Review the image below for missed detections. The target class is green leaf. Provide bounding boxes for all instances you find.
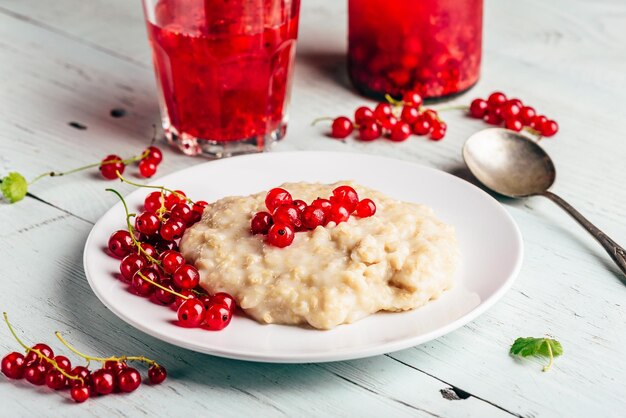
[510,337,563,372]
[0,172,28,203]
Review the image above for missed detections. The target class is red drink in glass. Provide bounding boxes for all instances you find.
[348,0,482,100]
[142,0,301,157]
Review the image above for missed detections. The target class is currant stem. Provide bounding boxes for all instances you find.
[3,313,83,384]
[55,332,160,368]
[28,150,150,185]
[542,342,554,372]
[384,94,403,107]
[106,188,161,265]
[116,172,195,205]
[137,271,190,300]
[311,117,333,126]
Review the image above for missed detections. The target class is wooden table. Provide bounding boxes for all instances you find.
[1,1,625,416]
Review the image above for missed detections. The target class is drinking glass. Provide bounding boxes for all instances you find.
[142,0,301,157]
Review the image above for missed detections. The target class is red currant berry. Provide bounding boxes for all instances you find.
[412,117,431,136]
[327,205,350,225]
[103,360,127,375]
[148,365,167,385]
[373,103,393,122]
[138,242,157,259]
[500,101,521,120]
[138,159,157,178]
[197,294,213,310]
[117,367,141,393]
[132,267,158,296]
[160,219,184,241]
[402,91,423,108]
[421,109,439,124]
[390,121,412,142]
[91,369,115,395]
[508,98,523,109]
[310,198,332,214]
[108,230,134,258]
[71,385,91,403]
[358,118,382,141]
[170,203,193,224]
[505,118,523,132]
[469,98,488,118]
[153,279,175,305]
[177,299,206,327]
[211,292,236,311]
[45,370,67,390]
[251,211,273,235]
[400,106,420,124]
[380,115,398,131]
[301,206,326,230]
[541,120,559,137]
[292,200,307,213]
[519,106,536,125]
[487,92,507,107]
[25,343,54,365]
[100,155,125,180]
[484,110,502,125]
[120,253,146,282]
[331,186,359,213]
[70,366,91,387]
[355,199,376,217]
[331,117,353,139]
[54,355,71,373]
[273,204,302,229]
[24,363,47,385]
[204,303,232,330]
[1,352,25,379]
[144,191,164,212]
[175,289,196,308]
[265,188,292,213]
[267,223,295,248]
[135,211,160,236]
[159,250,185,275]
[192,201,208,214]
[530,115,548,131]
[144,146,163,165]
[173,264,200,290]
[354,107,374,125]
[430,120,447,141]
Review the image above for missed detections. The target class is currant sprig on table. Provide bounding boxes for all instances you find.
[1,312,167,403]
[0,144,164,204]
[106,176,235,331]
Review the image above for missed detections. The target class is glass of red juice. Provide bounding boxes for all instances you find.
[142,0,301,157]
[348,0,482,101]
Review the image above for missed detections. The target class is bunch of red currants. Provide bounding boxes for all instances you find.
[100,145,164,180]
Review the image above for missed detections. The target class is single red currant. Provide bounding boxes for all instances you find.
[530,115,548,131]
[487,92,507,107]
[177,299,206,327]
[469,98,488,118]
[265,188,292,213]
[505,118,523,132]
[390,121,412,142]
[132,267,159,296]
[138,159,157,178]
[148,365,167,385]
[301,206,326,229]
[379,115,398,131]
[45,370,67,390]
[174,289,196,308]
[292,200,307,213]
[541,120,559,137]
[108,230,134,258]
[412,117,431,136]
[430,120,447,141]
[1,352,25,379]
[120,253,146,282]
[400,106,420,124]
[402,91,423,108]
[251,211,273,235]
[160,219,184,241]
[373,103,393,122]
[358,118,381,141]
[24,363,47,385]
[273,204,302,229]
[25,343,54,365]
[103,360,127,375]
[197,294,213,310]
[70,366,91,387]
[500,101,521,120]
[100,155,125,180]
[53,355,71,372]
[211,293,236,311]
[154,279,176,305]
[331,186,359,213]
[117,367,141,393]
[192,200,209,214]
[91,369,115,395]
[143,146,163,165]
[354,107,374,125]
[327,205,350,225]
[144,191,164,212]
[135,211,160,236]
[508,98,523,108]
[519,106,536,125]
[138,242,157,259]
[165,191,186,210]
[204,303,232,330]
[310,198,332,214]
[159,250,185,275]
[484,110,502,125]
[421,109,439,124]
[355,199,376,217]
[331,117,353,139]
[267,223,295,248]
[71,385,91,403]
[173,264,200,290]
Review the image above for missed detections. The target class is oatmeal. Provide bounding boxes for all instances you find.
[179,182,459,330]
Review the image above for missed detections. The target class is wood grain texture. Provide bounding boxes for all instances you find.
[0,0,625,416]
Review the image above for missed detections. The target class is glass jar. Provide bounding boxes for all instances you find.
[348,0,483,100]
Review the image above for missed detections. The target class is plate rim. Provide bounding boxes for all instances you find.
[83,150,524,363]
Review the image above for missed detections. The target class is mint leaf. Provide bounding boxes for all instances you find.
[510,337,563,372]
[0,172,28,203]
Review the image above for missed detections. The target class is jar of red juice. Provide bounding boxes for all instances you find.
[348,0,483,100]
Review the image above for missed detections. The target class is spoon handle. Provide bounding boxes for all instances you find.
[540,191,626,276]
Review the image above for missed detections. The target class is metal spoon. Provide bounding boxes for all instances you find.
[463,128,626,276]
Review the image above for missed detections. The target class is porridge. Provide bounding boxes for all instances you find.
[179,182,459,330]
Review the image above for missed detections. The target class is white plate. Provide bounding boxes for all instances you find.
[84,151,523,363]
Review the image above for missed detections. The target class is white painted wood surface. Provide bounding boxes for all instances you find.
[0,0,625,416]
